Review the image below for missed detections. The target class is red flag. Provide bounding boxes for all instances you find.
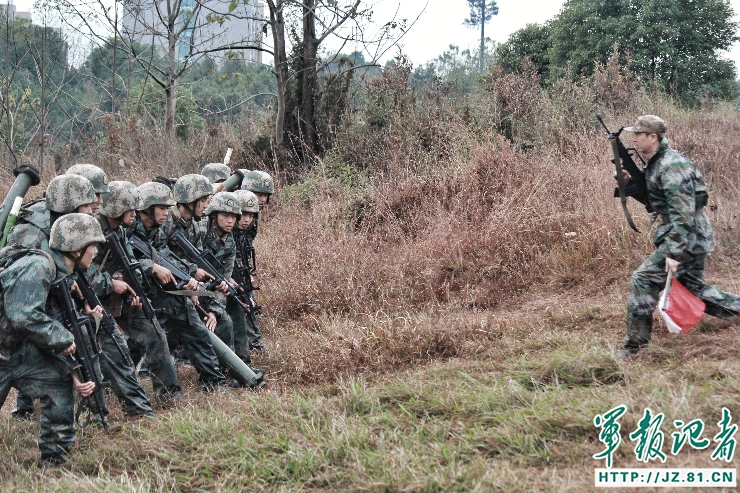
[659,272,705,333]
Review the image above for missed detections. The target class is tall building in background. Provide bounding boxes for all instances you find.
[1,2,32,22]
[122,0,264,65]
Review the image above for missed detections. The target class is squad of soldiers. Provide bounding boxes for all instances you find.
[0,160,274,467]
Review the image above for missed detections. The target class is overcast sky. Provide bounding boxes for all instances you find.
[9,0,740,70]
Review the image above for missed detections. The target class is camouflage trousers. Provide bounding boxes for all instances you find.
[624,250,740,349]
[152,293,226,386]
[116,305,181,403]
[15,320,154,418]
[0,341,76,462]
[226,297,252,365]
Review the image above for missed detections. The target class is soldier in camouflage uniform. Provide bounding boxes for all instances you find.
[88,182,182,405]
[231,190,261,367]
[131,182,228,392]
[240,171,274,350]
[66,164,109,215]
[201,163,231,185]
[618,115,740,359]
[200,192,239,355]
[9,175,155,418]
[0,213,100,467]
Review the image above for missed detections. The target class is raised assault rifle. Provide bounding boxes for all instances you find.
[74,269,134,365]
[596,115,653,232]
[169,230,254,319]
[51,278,109,431]
[104,230,167,343]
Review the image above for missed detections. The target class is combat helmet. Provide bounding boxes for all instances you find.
[49,213,106,252]
[173,174,213,204]
[205,192,241,217]
[234,190,259,214]
[66,164,109,194]
[136,182,176,210]
[45,174,97,213]
[242,170,274,195]
[100,181,140,218]
[201,163,231,183]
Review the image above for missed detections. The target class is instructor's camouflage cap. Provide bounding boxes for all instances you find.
[201,163,231,183]
[100,181,140,218]
[66,164,109,194]
[49,213,105,252]
[136,182,176,210]
[205,191,242,216]
[174,174,213,203]
[234,190,260,214]
[624,115,667,136]
[241,170,274,195]
[45,174,97,213]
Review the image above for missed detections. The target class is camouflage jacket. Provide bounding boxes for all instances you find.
[646,138,714,260]
[130,216,192,290]
[0,247,75,367]
[201,220,236,313]
[6,200,50,250]
[87,215,152,300]
[244,215,258,246]
[161,207,202,277]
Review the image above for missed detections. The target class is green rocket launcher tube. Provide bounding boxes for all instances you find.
[0,164,41,235]
[206,330,265,389]
[0,197,23,247]
[221,168,246,192]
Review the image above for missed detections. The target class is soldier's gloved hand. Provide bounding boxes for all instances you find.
[153,264,176,285]
[215,281,230,295]
[204,312,217,331]
[184,277,199,291]
[71,374,95,398]
[195,268,214,282]
[60,342,76,356]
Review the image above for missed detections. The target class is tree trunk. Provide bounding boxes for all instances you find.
[301,0,318,156]
[267,0,288,163]
[479,1,485,72]
[165,15,177,136]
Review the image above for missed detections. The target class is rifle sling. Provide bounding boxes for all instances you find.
[611,137,642,233]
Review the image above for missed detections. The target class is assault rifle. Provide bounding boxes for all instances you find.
[169,230,255,318]
[596,115,652,232]
[232,242,261,325]
[51,278,109,431]
[104,230,168,343]
[73,269,133,365]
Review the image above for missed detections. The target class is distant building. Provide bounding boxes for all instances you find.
[121,0,264,65]
[1,3,32,22]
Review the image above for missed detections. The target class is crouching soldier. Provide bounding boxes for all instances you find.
[0,214,102,467]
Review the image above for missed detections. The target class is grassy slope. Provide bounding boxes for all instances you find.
[2,276,740,492]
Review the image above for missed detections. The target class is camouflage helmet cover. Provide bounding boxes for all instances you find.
[136,182,176,210]
[205,191,242,216]
[174,174,214,203]
[66,164,109,194]
[234,190,259,214]
[242,170,274,194]
[49,212,106,252]
[45,174,97,213]
[201,163,231,183]
[100,181,140,218]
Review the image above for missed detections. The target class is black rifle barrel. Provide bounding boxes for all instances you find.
[51,278,109,431]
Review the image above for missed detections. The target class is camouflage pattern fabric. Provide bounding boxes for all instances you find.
[6,201,51,250]
[646,138,713,260]
[131,216,226,389]
[66,164,109,194]
[89,215,181,404]
[45,174,96,213]
[200,218,237,348]
[232,229,262,349]
[161,207,202,277]
[623,139,740,350]
[201,163,231,183]
[0,250,77,462]
[173,174,213,204]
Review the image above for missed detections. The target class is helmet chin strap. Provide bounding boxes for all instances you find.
[63,244,90,269]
